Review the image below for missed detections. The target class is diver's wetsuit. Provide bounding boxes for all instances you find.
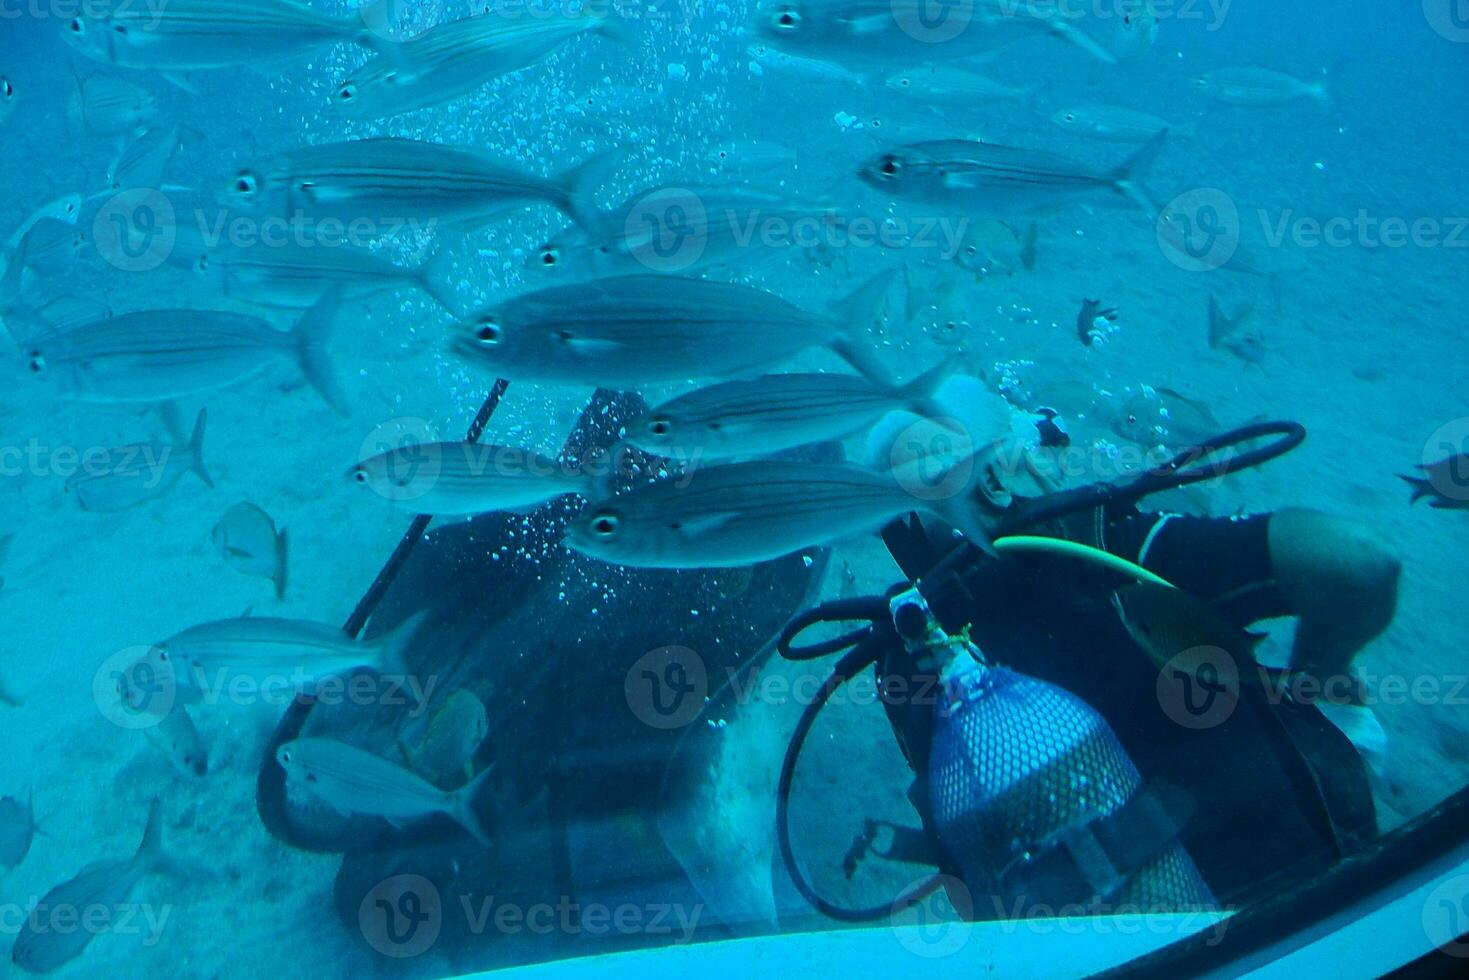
[882,508,1378,907]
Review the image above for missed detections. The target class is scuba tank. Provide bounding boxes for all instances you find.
[890,591,1215,914]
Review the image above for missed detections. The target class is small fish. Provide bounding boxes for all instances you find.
[0,792,45,869]
[1051,105,1194,143]
[885,64,1033,106]
[624,361,955,461]
[6,194,82,251]
[66,409,213,513]
[952,220,1036,278]
[156,612,427,695]
[1112,385,1220,448]
[65,72,157,136]
[1207,295,1266,364]
[398,689,489,788]
[527,186,838,278]
[704,140,797,175]
[63,0,395,71]
[1112,581,1265,686]
[565,455,996,568]
[212,503,289,599]
[857,131,1167,220]
[277,737,493,844]
[195,239,459,313]
[228,137,620,236]
[144,704,208,777]
[27,288,347,413]
[454,272,894,388]
[107,125,202,191]
[336,10,633,119]
[1401,456,1469,510]
[1196,66,1330,108]
[1077,298,1119,347]
[746,42,866,84]
[13,219,86,278]
[349,441,588,517]
[0,75,15,125]
[1102,0,1159,62]
[10,799,182,975]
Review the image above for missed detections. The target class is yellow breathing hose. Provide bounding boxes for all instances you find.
[991,535,1177,589]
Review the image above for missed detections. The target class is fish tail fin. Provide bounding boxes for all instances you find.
[137,798,187,878]
[1399,474,1434,504]
[375,610,430,679]
[1045,17,1118,65]
[452,764,496,847]
[292,286,349,415]
[553,146,627,235]
[827,268,899,385]
[590,9,638,45]
[416,245,461,317]
[185,408,214,489]
[1206,294,1230,349]
[273,527,289,600]
[1111,127,1169,217]
[897,357,961,422]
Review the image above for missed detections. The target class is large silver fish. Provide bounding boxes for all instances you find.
[62,0,392,71]
[211,502,288,598]
[755,0,1117,65]
[624,361,954,460]
[227,137,620,235]
[565,456,996,568]
[453,272,894,388]
[528,185,839,278]
[858,130,1167,219]
[349,441,588,517]
[10,799,181,975]
[65,408,214,513]
[157,612,427,696]
[27,289,347,413]
[336,9,633,119]
[188,237,460,313]
[277,737,493,844]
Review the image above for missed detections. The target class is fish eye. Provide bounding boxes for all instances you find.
[1,78,12,99]
[350,466,369,484]
[69,16,84,34]
[647,417,672,437]
[1126,413,1138,425]
[539,247,559,267]
[338,82,356,102]
[194,254,209,273]
[234,172,258,196]
[112,23,127,35]
[474,318,503,345]
[771,5,802,32]
[877,155,902,179]
[279,749,292,764]
[590,513,619,537]
[1064,113,1076,122]
[27,352,44,373]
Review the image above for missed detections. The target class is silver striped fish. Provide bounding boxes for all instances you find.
[227,136,619,234]
[349,441,588,517]
[26,289,347,412]
[337,8,633,119]
[1196,67,1330,108]
[65,72,156,136]
[277,737,493,844]
[625,361,954,460]
[65,408,214,513]
[454,272,894,388]
[857,130,1168,219]
[565,457,995,568]
[63,0,391,71]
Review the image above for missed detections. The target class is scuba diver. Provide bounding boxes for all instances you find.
[778,421,1400,922]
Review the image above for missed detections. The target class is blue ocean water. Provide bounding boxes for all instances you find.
[0,1,1466,976]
